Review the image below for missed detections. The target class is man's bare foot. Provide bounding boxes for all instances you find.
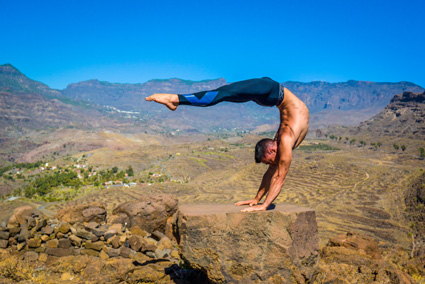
[145,93,179,111]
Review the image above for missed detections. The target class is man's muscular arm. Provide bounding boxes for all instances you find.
[242,132,293,212]
[235,165,276,207]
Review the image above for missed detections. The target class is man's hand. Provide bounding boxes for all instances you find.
[241,204,267,212]
[234,199,258,207]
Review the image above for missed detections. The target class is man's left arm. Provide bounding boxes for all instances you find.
[242,134,293,212]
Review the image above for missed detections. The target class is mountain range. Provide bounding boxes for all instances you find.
[1,63,424,136]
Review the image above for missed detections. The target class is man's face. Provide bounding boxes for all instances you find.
[261,147,276,165]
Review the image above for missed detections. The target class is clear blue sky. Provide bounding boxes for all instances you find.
[1,0,424,89]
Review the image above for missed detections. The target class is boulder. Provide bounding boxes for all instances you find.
[46,239,59,248]
[23,251,39,262]
[75,229,94,240]
[58,222,71,234]
[110,194,178,234]
[46,247,74,257]
[315,232,415,284]
[85,240,104,251]
[27,237,42,248]
[128,235,145,251]
[41,226,54,235]
[69,234,82,246]
[17,224,30,242]
[104,246,120,258]
[328,231,381,259]
[0,231,10,240]
[0,239,8,248]
[54,202,106,224]
[58,239,72,249]
[174,203,319,284]
[8,206,41,226]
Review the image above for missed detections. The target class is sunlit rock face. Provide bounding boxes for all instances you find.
[174,203,319,284]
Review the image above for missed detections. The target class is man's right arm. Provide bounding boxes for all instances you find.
[235,165,276,207]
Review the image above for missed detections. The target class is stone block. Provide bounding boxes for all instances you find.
[47,239,59,248]
[28,237,41,248]
[111,194,178,234]
[23,251,38,261]
[69,234,82,246]
[58,222,71,234]
[81,248,99,257]
[46,247,74,257]
[104,246,120,258]
[17,242,26,251]
[41,226,54,235]
[38,252,48,262]
[58,239,72,249]
[85,240,104,251]
[0,231,10,240]
[174,203,319,284]
[0,239,8,248]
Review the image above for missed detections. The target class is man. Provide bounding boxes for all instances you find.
[145,77,309,212]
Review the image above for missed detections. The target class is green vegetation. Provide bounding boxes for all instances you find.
[393,143,400,150]
[0,161,44,177]
[126,165,134,176]
[297,143,340,151]
[24,171,82,198]
[420,148,425,159]
[401,145,407,152]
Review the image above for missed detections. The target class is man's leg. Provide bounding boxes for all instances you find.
[145,78,282,110]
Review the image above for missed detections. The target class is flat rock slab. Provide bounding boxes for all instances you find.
[175,203,319,284]
[179,203,312,215]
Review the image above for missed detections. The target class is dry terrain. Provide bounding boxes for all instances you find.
[2,131,423,251]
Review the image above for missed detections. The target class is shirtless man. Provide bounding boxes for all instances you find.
[145,77,309,212]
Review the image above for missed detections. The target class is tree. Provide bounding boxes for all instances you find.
[419,147,425,159]
[377,142,382,148]
[350,139,356,145]
[393,143,399,151]
[126,165,134,177]
[401,145,406,152]
[112,166,118,174]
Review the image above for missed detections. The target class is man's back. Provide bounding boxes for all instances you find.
[277,87,309,149]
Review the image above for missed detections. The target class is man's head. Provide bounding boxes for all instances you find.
[255,138,277,164]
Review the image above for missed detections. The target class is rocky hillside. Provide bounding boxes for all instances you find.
[404,172,425,260]
[2,63,424,133]
[349,91,425,138]
[62,78,227,111]
[0,64,60,98]
[285,80,424,113]
[0,64,138,137]
[62,78,424,129]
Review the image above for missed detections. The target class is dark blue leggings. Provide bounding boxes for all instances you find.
[178,77,283,107]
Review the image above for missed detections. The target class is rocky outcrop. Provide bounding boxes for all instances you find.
[8,206,41,226]
[314,232,416,284]
[174,203,319,283]
[55,202,106,224]
[351,91,425,138]
[110,193,178,236]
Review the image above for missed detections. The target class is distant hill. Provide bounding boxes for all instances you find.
[0,63,60,97]
[2,63,424,134]
[349,91,425,138]
[0,64,122,136]
[62,78,227,111]
[62,78,424,130]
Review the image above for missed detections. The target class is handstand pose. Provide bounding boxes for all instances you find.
[146,77,309,212]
